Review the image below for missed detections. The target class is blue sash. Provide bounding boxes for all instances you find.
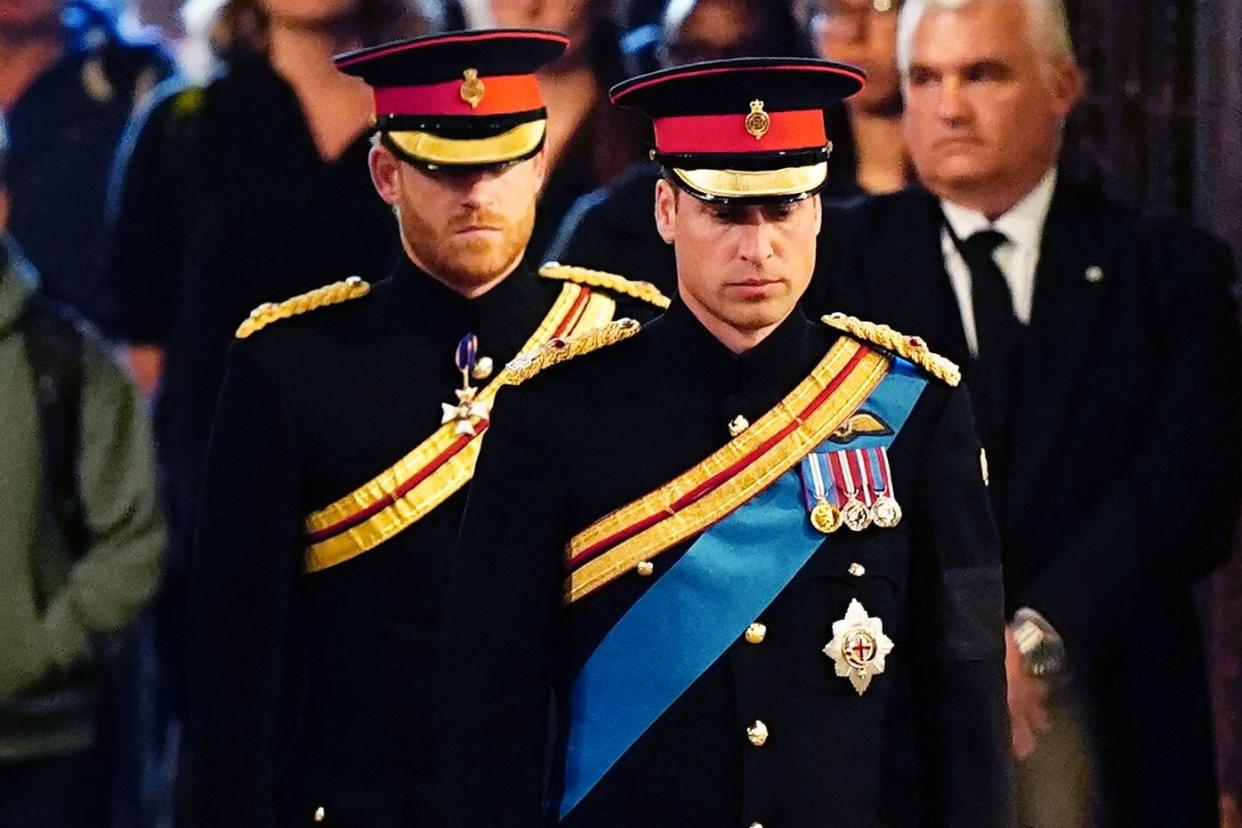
[559,359,927,818]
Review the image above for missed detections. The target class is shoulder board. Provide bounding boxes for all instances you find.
[539,262,671,310]
[503,318,642,386]
[822,312,960,387]
[235,277,371,339]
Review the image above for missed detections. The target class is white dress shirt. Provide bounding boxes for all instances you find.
[940,168,1058,356]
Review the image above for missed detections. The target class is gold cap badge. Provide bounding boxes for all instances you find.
[460,68,485,109]
[745,99,770,141]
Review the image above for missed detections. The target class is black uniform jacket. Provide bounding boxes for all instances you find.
[187,259,663,828]
[813,179,1242,826]
[439,301,1013,827]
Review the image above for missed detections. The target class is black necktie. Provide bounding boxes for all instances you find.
[955,228,1021,468]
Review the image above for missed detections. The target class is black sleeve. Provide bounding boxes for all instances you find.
[545,189,629,273]
[1023,227,1242,656]
[437,388,569,828]
[99,83,192,345]
[909,383,1014,826]
[185,340,303,828]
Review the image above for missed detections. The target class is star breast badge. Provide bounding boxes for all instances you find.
[824,598,894,695]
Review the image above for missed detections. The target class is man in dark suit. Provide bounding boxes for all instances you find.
[813,0,1242,824]
[439,57,1012,827]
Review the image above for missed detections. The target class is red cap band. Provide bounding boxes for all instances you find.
[373,74,544,117]
[653,109,827,154]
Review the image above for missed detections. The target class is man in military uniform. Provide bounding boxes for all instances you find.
[186,29,668,827]
[438,58,1012,827]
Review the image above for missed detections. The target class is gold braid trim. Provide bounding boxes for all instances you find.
[504,318,642,386]
[822,312,961,387]
[235,276,371,339]
[539,263,671,310]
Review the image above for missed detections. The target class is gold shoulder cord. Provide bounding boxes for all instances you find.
[822,312,961,386]
[504,318,642,386]
[539,263,671,310]
[236,276,372,339]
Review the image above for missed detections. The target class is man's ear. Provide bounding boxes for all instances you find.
[1048,59,1084,122]
[530,143,549,193]
[368,141,403,205]
[654,178,678,245]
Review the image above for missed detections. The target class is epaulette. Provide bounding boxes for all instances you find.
[503,318,642,386]
[822,312,960,386]
[235,276,371,339]
[539,263,671,310]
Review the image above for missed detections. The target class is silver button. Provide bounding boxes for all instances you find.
[1085,265,1104,283]
[848,562,866,577]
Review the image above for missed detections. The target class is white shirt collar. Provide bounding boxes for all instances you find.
[940,167,1058,255]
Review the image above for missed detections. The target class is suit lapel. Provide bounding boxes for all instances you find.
[1002,179,1118,520]
[880,188,972,371]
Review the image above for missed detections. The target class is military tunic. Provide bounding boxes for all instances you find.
[187,258,664,827]
[439,301,1012,827]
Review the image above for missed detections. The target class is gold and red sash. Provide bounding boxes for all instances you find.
[302,282,616,573]
[563,337,891,603]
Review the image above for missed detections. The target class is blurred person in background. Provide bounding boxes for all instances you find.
[0,0,171,326]
[99,0,429,818]
[442,0,642,260]
[817,0,1242,823]
[0,114,164,828]
[808,0,912,195]
[547,0,810,294]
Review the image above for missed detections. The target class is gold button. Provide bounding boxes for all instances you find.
[848,562,866,577]
[728,415,750,437]
[636,561,655,577]
[314,806,326,822]
[744,622,767,644]
[746,719,769,747]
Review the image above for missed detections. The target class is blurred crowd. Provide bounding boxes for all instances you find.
[0,0,1238,826]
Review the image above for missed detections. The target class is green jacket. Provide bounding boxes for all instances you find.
[0,236,164,760]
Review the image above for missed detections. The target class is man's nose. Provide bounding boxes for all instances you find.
[936,76,970,125]
[737,222,776,265]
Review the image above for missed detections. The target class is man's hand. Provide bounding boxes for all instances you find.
[120,345,164,399]
[1005,625,1051,759]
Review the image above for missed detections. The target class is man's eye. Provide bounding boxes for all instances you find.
[964,63,1009,83]
[907,68,935,87]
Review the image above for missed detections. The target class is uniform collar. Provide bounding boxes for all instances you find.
[390,253,549,353]
[653,297,817,396]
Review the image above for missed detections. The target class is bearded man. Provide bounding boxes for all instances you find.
[184,29,668,828]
